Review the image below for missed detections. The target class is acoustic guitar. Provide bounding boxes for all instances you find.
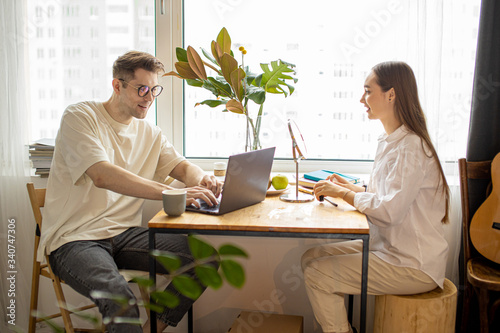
[470,152,500,264]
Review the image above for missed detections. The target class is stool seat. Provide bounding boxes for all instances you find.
[374,278,457,333]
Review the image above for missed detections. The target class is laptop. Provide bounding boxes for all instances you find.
[186,147,276,215]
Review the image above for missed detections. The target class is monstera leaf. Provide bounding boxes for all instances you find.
[254,60,297,96]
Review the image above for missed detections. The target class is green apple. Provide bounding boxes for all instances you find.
[272,174,289,190]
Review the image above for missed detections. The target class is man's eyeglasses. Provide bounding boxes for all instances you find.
[119,79,163,98]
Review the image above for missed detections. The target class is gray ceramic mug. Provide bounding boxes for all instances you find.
[162,189,187,216]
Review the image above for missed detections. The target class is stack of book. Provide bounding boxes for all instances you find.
[298,170,360,195]
[29,138,55,177]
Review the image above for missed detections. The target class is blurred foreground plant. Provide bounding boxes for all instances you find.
[164,27,297,151]
[35,235,248,331]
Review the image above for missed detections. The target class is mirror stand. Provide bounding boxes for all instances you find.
[280,119,314,203]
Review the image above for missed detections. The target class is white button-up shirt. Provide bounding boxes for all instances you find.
[354,125,448,288]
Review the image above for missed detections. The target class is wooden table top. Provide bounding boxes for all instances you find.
[149,194,369,235]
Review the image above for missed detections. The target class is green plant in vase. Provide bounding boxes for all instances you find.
[164,27,297,151]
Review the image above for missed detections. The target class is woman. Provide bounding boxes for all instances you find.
[302,61,450,333]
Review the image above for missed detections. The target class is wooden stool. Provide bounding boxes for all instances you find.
[374,278,457,333]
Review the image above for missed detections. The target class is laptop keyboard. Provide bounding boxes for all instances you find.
[193,199,220,212]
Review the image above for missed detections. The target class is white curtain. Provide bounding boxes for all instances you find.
[401,0,480,287]
[0,0,35,332]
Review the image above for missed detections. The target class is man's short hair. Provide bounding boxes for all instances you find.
[112,51,165,82]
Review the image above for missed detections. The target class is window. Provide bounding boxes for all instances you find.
[108,5,128,13]
[164,0,480,163]
[27,0,480,171]
[27,0,156,142]
[108,26,129,34]
[90,6,99,18]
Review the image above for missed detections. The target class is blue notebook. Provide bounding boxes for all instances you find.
[304,170,360,184]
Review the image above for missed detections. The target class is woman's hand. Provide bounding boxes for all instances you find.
[327,174,365,193]
[313,179,349,201]
[326,174,352,188]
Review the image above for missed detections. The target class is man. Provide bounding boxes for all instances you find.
[38,51,222,332]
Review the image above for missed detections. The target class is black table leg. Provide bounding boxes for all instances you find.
[149,229,157,333]
[188,306,193,333]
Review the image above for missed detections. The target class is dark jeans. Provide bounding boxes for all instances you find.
[49,227,202,332]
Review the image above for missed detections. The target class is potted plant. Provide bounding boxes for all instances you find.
[164,27,297,151]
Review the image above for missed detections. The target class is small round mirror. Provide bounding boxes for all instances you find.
[288,120,307,161]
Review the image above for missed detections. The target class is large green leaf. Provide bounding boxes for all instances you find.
[202,80,224,97]
[195,99,226,108]
[142,302,165,314]
[151,290,179,309]
[247,86,266,105]
[112,317,143,326]
[90,291,130,306]
[254,60,297,96]
[188,235,216,259]
[246,72,257,85]
[201,47,220,67]
[216,27,232,55]
[221,259,245,288]
[176,47,188,62]
[172,275,203,300]
[131,275,154,289]
[195,264,223,289]
[186,79,204,87]
[150,250,181,272]
[284,82,295,95]
[219,244,249,258]
[207,77,233,97]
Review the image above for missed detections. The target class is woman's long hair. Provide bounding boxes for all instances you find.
[372,61,450,224]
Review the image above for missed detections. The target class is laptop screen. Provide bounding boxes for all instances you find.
[187,147,276,215]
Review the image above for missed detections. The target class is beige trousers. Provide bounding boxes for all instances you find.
[301,240,437,333]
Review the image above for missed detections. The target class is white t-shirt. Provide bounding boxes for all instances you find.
[353,125,448,288]
[37,101,185,261]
